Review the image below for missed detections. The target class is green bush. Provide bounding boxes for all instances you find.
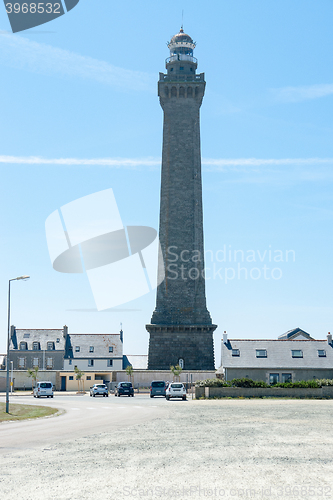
[316,379,333,387]
[272,380,320,388]
[196,378,333,389]
[230,378,269,388]
[195,378,230,387]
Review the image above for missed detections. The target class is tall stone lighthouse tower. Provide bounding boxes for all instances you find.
[146,28,217,370]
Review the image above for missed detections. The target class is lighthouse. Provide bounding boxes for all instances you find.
[146,28,217,370]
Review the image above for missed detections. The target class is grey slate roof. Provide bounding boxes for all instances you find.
[10,328,66,350]
[221,339,333,370]
[123,355,148,370]
[66,334,122,358]
[278,328,314,340]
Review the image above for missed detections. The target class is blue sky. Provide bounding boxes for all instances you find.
[1,0,333,366]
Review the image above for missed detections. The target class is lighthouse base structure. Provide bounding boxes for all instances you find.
[146,324,216,371]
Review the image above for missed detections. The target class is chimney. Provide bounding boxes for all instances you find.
[63,325,68,338]
[327,332,332,345]
[223,331,228,344]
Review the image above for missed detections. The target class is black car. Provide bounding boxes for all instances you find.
[114,382,134,397]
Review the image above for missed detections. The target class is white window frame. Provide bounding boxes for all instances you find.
[282,373,292,383]
[269,373,279,385]
[88,359,94,367]
[256,349,267,358]
[18,357,26,368]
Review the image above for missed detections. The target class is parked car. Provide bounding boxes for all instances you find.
[33,382,54,398]
[90,384,109,397]
[150,380,167,398]
[114,382,134,397]
[165,382,186,400]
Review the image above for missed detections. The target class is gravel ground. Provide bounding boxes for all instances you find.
[1,399,333,500]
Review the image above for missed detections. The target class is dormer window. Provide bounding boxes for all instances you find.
[56,338,60,343]
[75,346,80,352]
[256,349,267,358]
[109,346,113,353]
[33,342,40,351]
[232,349,240,357]
[47,342,55,351]
[318,350,326,357]
[89,346,94,353]
[19,342,27,350]
[292,350,303,358]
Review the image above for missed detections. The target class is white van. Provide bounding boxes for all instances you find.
[33,382,54,398]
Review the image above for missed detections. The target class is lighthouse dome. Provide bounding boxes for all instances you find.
[168,27,196,54]
[169,27,194,45]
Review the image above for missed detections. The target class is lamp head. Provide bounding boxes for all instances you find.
[16,275,30,281]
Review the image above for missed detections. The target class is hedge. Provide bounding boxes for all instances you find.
[195,378,333,389]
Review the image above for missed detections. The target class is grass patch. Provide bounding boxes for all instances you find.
[0,403,58,422]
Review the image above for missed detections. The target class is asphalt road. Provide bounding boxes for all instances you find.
[2,397,333,500]
[0,393,167,452]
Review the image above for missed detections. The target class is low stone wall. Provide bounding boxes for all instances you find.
[8,371,58,391]
[115,370,216,387]
[3,370,216,391]
[195,386,333,399]
[0,376,6,391]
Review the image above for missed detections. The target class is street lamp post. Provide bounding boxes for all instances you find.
[6,275,30,413]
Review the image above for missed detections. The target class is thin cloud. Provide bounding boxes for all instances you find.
[1,155,333,169]
[0,32,154,92]
[272,84,333,103]
[202,157,333,171]
[0,156,160,168]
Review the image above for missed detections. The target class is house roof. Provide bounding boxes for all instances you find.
[278,327,314,340]
[66,333,122,358]
[123,355,148,370]
[10,328,66,350]
[221,338,333,370]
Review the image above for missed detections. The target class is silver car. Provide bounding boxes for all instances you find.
[33,381,53,398]
[90,384,109,397]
